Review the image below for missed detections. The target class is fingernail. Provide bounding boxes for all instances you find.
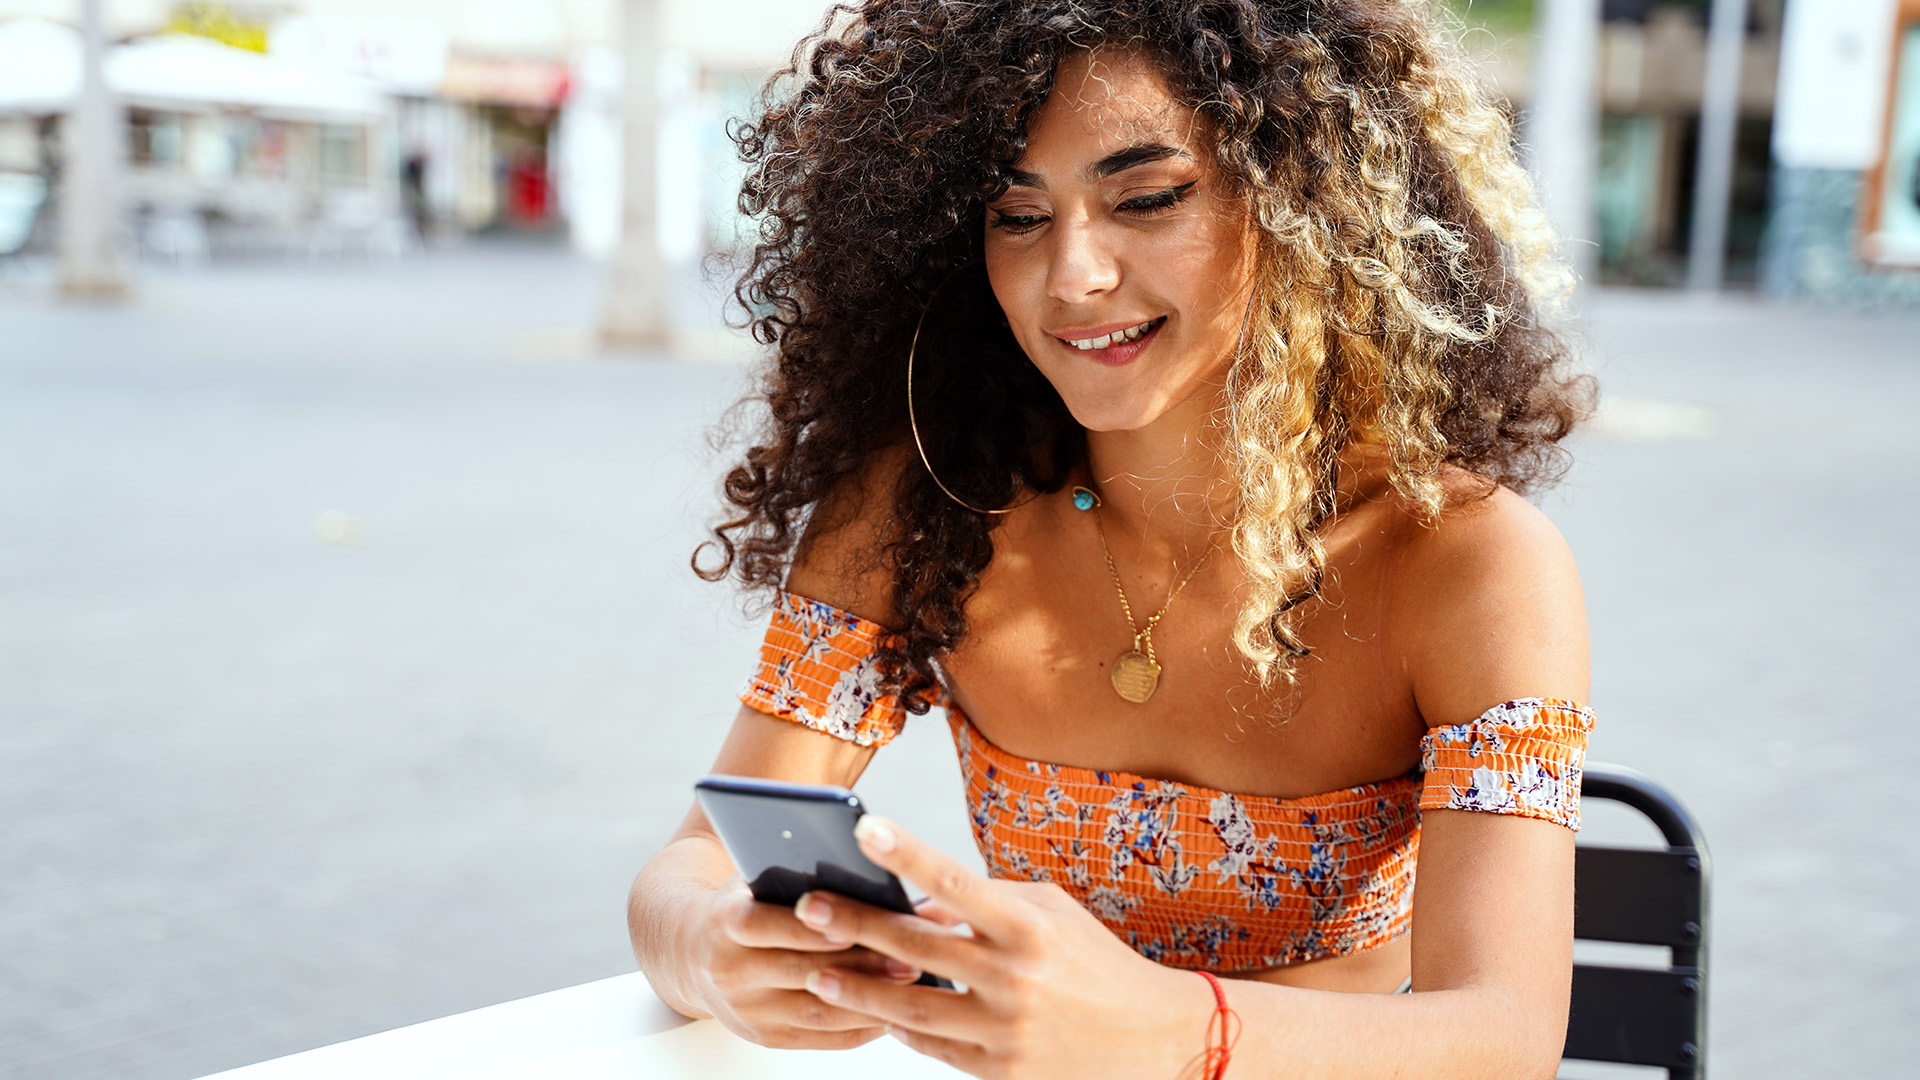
[854,815,896,853]
[796,893,832,928]
[884,957,921,981]
[807,970,841,1001]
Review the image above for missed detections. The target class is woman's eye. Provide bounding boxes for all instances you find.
[1118,182,1196,216]
[989,211,1049,234]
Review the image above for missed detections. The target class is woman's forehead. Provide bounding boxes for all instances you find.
[1020,49,1205,170]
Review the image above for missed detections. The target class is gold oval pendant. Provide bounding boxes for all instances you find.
[1110,651,1162,703]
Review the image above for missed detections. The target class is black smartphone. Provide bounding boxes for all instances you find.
[694,774,954,989]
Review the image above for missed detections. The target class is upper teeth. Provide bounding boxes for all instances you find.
[1068,319,1156,351]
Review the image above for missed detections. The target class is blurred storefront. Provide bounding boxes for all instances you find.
[1456,0,1784,286]
[406,53,574,235]
[0,0,825,269]
[1588,1,1783,286]
[1438,0,1786,286]
[1452,0,1920,304]
[1765,0,1920,305]
[0,16,400,262]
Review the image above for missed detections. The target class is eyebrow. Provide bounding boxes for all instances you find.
[1002,143,1190,191]
[1089,143,1186,179]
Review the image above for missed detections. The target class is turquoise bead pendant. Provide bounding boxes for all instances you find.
[1072,486,1100,511]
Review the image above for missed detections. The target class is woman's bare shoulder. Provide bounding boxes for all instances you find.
[783,442,917,628]
[1382,473,1590,727]
[1395,474,1574,573]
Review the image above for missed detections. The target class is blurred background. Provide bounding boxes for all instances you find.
[0,1,1915,1078]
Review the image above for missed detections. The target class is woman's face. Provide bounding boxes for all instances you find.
[984,48,1257,435]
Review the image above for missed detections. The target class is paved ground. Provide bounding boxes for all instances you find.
[0,244,1914,1079]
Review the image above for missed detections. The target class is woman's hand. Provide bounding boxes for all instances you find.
[683,876,928,1049]
[793,816,1217,1079]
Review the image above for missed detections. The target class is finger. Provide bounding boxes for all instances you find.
[840,946,927,983]
[855,816,1020,941]
[721,891,857,951]
[805,966,986,1043]
[748,946,924,990]
[911,896,970,930]
[756,988,898,1035]
[889,1025,991,1075]
[754,1025,888,1052]
[796,890,990,986]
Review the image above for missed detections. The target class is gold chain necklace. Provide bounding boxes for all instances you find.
[1073,485,1217,704]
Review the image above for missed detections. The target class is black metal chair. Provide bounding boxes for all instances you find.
[1563,764,1710,1078]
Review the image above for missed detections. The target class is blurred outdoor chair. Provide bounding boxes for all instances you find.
[142,206,212,266]
[1563,764,1710,1079]
[308,189,418,260]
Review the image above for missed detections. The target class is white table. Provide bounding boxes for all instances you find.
[195,973,966,1080]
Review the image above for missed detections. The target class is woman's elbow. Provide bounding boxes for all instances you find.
[1490,990,1570,1080]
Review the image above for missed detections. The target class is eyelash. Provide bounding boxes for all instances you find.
[1121,182,1196,214]
[989,182,1197,234]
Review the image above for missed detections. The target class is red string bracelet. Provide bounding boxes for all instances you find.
[1197,970,1241,1080]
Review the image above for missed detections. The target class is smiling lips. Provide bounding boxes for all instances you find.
[1052,316,1166,365]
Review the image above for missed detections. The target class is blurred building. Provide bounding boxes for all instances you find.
[1456,0,1918,303]
[1453,0,1786,287]
[0,0,830,264]
[5,0,1917,307]
[1764,0,1920,305]
[1588,1,1783,286]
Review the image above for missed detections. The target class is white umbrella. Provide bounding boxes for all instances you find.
[0,20,388,121]
[110,35,388,120]
[0,19,83,115]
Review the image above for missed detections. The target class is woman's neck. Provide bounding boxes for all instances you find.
[1082,393,1233,562]
[1080,397,1397,567]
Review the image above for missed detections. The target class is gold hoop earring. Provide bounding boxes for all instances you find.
[906,270,1039,516]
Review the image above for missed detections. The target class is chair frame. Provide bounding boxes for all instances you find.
[1564,763,1711,1078]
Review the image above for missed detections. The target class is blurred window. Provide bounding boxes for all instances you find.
[130,110,184,167]
[319,125,364,187]
[1868,19,1920,266]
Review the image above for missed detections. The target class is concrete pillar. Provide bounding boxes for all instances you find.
[1529,0,1603,283]
[1688,0,1754,291]
[599,0,669,347]
[60,0,129,298]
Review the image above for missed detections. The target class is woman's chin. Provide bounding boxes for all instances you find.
[1061,396,1172,434]
[1043,354,1228,438]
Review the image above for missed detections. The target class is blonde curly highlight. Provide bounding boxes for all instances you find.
[1221,4,1579,678]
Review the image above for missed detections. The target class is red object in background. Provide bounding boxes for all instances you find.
[506,156,550,224]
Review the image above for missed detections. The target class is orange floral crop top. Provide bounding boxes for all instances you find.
[740,590,1596,973]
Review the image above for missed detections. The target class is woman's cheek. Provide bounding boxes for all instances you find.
[983,239,1041,319]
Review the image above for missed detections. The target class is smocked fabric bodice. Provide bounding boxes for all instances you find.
[740,589,1595,972]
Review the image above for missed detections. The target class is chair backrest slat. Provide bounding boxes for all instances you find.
[1567,963,1705,1071]
[1574,845,1706,950]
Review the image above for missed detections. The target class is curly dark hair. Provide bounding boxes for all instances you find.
[696,0,1592,704]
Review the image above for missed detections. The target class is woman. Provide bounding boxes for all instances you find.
[629,0,1595,1075]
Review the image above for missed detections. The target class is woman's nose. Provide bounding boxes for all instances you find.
[1044,218,1121,304]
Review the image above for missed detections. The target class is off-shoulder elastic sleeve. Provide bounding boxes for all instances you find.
[738,591,925,747]
[1418,698,1597,831]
